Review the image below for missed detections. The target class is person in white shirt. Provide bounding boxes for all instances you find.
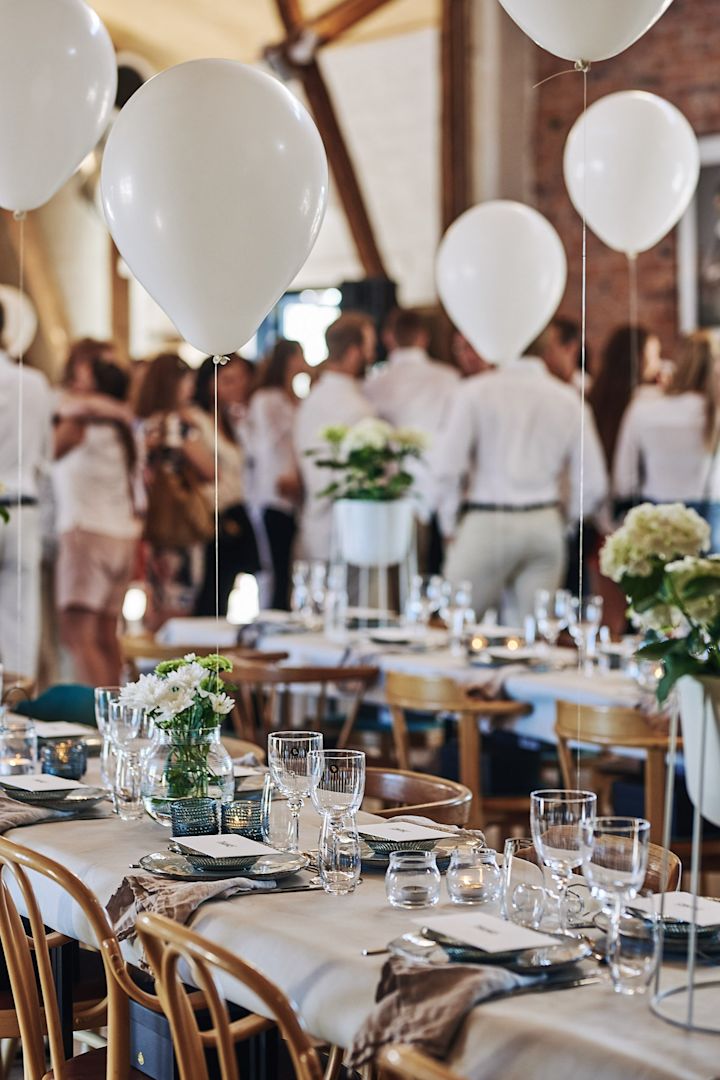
[614,331,720,548]
[365,310,459,572]
[435,356,607,621]
[0,302,53,679]
[244,339,306,609]
[295,313,376,562]
[53,341,140,685]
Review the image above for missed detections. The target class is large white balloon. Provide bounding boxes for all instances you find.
[0,286,38,357]
[498,0,674,63]
[102,60,328,356]
[0,0,116,213]
[563,91,699,257]
[436,201,567,365]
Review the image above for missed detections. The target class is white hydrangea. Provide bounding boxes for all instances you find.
[394,427,428,451]
[341,417,394,454]
[665,554,720,627]
[600,503,710,581]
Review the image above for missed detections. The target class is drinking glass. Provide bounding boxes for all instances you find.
[94,686,121,788]
[310,561,327,616]
[267,731,323,853]
[530,789,597,934]
[509,883,546,928]
[502,836,541,918]
[308,749,365,820]
[108,705,156,821]
[260,774,291,848]
[581,816,650,967]
[534,589,571,649]
[446,846,501,905]
[114,750,145,821]
[567,595,604,673]
[290,561,311,620]
[404,575,432,632]
[323,564,348,641]
[318,812,361,895]
[609,909,660,995]
[0,715,37,775]
[385,850,441,909]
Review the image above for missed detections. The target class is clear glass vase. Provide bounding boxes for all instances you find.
[141,724,233,826]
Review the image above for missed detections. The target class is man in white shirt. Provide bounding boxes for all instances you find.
[295,312,376,561]
[0,302,53,678]
[365,310,460,572]
[434,355,607,621]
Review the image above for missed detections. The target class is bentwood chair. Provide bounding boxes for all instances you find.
[378,1045,462,1080]
[120,634,288,680]
[364,768,472,826]
[384,672,533,830]
[228,659,379,745]
[138,912,322,1080]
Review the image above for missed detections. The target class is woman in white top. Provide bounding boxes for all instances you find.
[53,340,140,684]
[614,331,720,548]
[244,340,305,609]
[191,355,260,617]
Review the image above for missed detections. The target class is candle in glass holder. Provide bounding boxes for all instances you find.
[40,739,87,780]
[0,717,37,776]
[446,846,502,905]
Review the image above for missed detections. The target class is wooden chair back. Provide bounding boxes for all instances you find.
[555,700,672,842]
[379,1044,463,1079]
[0,836,161,1079]
[228,659,379,743]
[1,674,35,707]
[221,734,266,765]
[364,767,472,825]
[522,829,681,892]
[120,635,287,680]
[137,912,322,1080]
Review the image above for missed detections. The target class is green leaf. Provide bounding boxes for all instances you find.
[636,639,676,660]
[657,650,705,702]
[680,576,720,601]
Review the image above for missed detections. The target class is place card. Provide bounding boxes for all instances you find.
[34,722,94,738]
[632,892,720,927]
[172,833,279,858]
[417,912,558,953]
[0,774,84,792]
[358,822,450,843]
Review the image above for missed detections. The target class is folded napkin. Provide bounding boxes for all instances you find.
[106,872,276,943]
[347,956,525,1067]
[0,793,111,835]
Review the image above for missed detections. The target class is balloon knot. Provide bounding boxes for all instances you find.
[212,354,228,366]
[574,60,591,73]
[12,210,26,222]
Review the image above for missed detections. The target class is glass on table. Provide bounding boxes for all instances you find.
[446,846,501,905]
[0,714,37,776]
[260,774,291,849]
[290,560,312,621]
[581,815,650,968]
[385,850,442,909]
[502,836,542,918]
[40,739,87,781]
[95,686,122,787]
[172,797,219,836]
[308,749,365,820]
[530,789,597,934]
[567,594,604,674]
[533,589,571,649]
[267,730,323,853]
[318,812,361,895]
[609,907,660,995]
[113,749,145,821]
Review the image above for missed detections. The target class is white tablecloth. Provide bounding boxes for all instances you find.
[5,808,718,1080]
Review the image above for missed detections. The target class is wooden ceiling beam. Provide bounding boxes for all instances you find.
[440,0,472,231]
[306,0,394,46]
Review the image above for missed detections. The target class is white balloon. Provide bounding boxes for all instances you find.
[0,286,38,357]
[0,0,116,212]
[498,0,674,63]
[436,201,567,366]
[564,91,699,257]
[101,60,328,356]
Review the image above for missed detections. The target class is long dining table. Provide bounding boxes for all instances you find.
[6,802,719,1080]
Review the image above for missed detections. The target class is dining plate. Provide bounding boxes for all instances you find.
[416,929,592,972]
[360,837,457,871]
[595,910,720,956]
[0,782,106,807]
[139,851,309,882]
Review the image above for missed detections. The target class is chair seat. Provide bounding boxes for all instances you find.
[44,1047,146,1079]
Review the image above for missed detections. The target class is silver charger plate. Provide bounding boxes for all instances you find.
[360,836,457,870]
[139,850,309,882]
[0,782,106,807]
[403,929,591,972]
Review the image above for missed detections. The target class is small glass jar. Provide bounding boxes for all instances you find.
[171,797,219,837]
[40,739,87,781]
[222,796,263,840]
[446,846,502,905]
[385,850,441,909]
[0,715,37,776]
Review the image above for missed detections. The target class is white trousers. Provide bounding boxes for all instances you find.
[0,507,41,679]
[444,507,565,623]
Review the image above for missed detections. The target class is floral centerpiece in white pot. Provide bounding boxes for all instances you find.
[309,418,425,567]
[120,652,235,825]
[600,502,720,825]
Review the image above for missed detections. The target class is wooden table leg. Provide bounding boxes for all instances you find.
[457,712,483,829]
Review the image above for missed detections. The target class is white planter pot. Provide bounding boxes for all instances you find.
[677,675,720,828]
[333,498,413,568]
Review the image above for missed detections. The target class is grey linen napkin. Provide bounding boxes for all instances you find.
[106,872,276,943]
[347,956,525,1068]
[0,793,111,834]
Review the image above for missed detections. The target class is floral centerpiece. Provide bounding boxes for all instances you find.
[120,652,235,824]
[600,503,719,701]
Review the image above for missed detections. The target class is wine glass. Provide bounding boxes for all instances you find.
[530,789,597,934]
[581,816,650,985]
[107,704,156,820]
[567,595,604,673]
[534,589,571,649]
[94,686,121,788]
[267,731,323,853]
[308,749,365,821]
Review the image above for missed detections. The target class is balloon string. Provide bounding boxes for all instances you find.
[628,254,640,389]
[15,211,26,678]
[576,63,589,786]
[532,59,590,91]
[213,356,221,658]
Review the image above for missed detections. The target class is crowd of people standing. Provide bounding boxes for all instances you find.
[0,295,718,686]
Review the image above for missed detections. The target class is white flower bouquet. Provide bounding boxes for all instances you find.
[308,417,426,502]
[600,503,719,699]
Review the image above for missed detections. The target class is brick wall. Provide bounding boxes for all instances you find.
[532,0,720,368]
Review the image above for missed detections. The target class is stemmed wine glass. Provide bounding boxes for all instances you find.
[530,789,597,934]
[309,748,365,894]
[94,686,121,788]
[107,703,157,820]
[268,731,323,853]
[567,594,604,674]
[581,816,650,989]
[534,589,571,650]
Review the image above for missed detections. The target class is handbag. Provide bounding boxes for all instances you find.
[143,464,215,548]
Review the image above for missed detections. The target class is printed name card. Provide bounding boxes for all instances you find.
[173,834,279,858]
[1,775,84,792]
[417,912,558,953]
[34,722,95,738]
[632,892,720,927]
[358,822,450,843]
